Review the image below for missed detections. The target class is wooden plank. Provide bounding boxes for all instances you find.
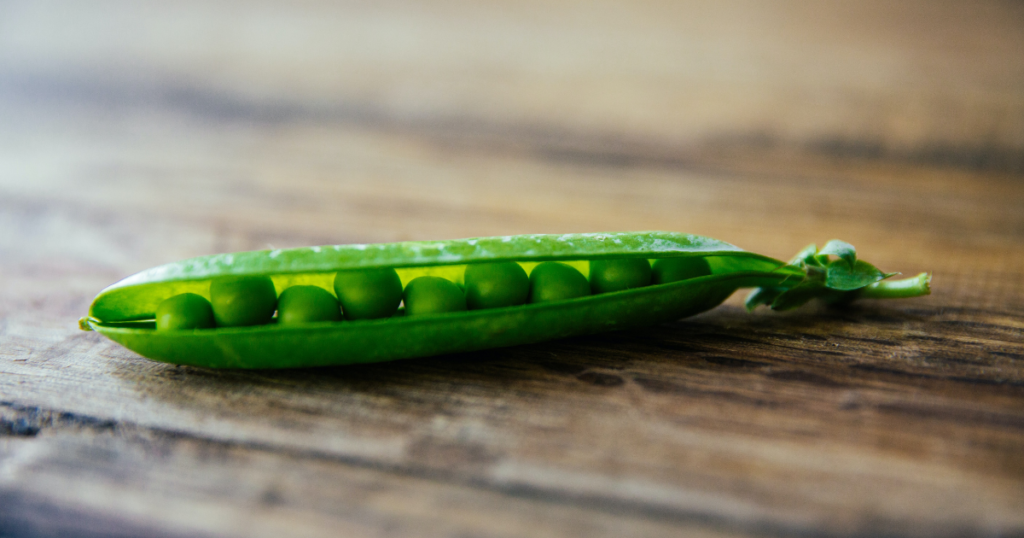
[1,412,743,538]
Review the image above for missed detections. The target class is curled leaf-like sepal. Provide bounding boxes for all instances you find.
[769,280,829,311]
[744,287,783,312]
[818,240,857,267]
[787,244,820,267]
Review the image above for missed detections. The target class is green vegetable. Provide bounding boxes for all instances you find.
[529,262,590,303]
[651,257,712,284]
[334,268,403,320]
[464,262,530,309]
[79,232,931,369]
[277,285,342,325]
[210,276,277,327]
[404,276,466,316]
[155,293,214,331]
[589,258,651,294]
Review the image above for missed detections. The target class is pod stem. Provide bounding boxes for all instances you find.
[858,272,931,299]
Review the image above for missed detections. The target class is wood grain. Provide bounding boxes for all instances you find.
[2,1,1023,537]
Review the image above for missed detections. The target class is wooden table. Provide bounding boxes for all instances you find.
[2,2,1023,536]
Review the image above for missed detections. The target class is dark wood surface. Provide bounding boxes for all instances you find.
[2,1,1023,537]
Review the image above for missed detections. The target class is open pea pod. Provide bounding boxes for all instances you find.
[81,232,930,369]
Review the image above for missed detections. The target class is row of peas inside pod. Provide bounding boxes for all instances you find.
[154,257,713,331]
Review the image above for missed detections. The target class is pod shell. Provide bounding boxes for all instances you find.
[84,232,796,369]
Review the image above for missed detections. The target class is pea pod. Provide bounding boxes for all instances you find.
[79,232,930,369]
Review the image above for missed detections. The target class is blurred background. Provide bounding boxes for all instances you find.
[2,1,1021,261]
[2,2,1024,537]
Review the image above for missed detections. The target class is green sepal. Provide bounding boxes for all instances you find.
[769,280,828,311]
[745,287,783,312]
[818,240,857,267]
[788,244,819,267]
[825,259,891,291]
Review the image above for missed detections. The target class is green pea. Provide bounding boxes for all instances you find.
[589,258,651,294]
[529,262,590,303]
[209,275,277,327]
[334,268,403,320]
[651,257,712,284]
[404,276,466,316]
[277,285,341,325]
[155,293,215,330]
[464,262,529,309]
